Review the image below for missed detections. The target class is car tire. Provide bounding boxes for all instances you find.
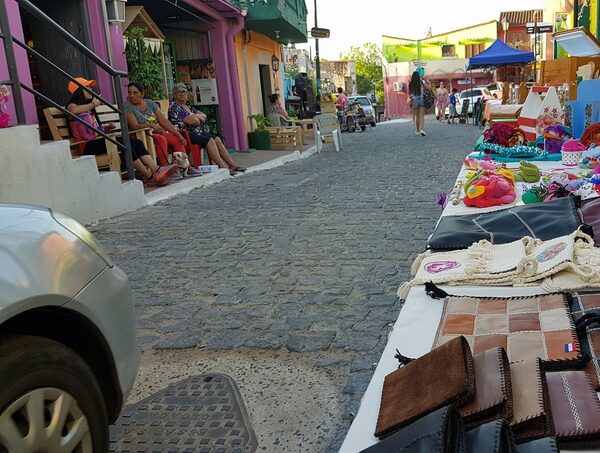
[0,335,108,453]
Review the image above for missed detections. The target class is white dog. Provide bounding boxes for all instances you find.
[171,151,190,177]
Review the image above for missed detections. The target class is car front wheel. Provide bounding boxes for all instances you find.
[0,336,108,453]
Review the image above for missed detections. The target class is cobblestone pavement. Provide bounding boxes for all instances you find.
[92,118,481,452]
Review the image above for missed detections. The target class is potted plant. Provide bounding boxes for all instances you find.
[247,114,271,150]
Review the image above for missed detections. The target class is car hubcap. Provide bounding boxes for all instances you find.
[0,388,92,453]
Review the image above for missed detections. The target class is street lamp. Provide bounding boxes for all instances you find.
[271,54,280,72]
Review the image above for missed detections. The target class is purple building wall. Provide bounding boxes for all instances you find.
[1,0,248,150]
[0,0,37,125]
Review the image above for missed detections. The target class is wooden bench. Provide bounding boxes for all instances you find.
[43,105,156,178]
[266,126,302,150]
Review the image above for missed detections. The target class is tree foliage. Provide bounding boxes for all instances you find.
[341,42,384,103]
[125,27,164,99]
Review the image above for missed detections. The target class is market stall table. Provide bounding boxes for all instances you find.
[339,156,600,453]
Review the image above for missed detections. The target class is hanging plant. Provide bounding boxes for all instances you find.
[124,27,164,99]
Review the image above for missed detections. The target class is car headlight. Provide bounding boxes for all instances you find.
[51,210,113,267]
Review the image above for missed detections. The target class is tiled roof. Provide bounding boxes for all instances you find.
[499,9,543,26]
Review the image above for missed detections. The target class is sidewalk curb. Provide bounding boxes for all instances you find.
[144,169,230,206]
[144,145,318,206]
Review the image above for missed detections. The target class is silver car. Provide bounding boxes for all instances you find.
[0,203,139,452]
[349,96,377,127]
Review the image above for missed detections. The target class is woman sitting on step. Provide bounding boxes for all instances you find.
[167,83,245,176]
[126,82,205,179]
[66,77,176,186]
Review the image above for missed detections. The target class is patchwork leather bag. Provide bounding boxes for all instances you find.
[427,196,584,251]
[546,370,600,449]
[433,293,583,369]
[375,336,475,439]
[361,405,466,453]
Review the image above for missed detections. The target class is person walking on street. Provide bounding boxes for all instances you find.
[435,82,449,121]
[448,88,459,124]
[408,69,430,136]
[335,87,349,110]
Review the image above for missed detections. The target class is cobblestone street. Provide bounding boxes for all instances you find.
[92,119,481,451]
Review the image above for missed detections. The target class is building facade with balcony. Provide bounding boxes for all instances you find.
[319,60,357,96]
[382,21,498,118]
[227,0,308,131]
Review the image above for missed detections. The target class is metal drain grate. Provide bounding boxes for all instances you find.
[109,373,257,453]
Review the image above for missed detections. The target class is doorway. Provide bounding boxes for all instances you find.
[20,0,96,138]
[259,64,272,115]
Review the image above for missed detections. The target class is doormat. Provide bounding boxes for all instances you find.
[109,373,257,453]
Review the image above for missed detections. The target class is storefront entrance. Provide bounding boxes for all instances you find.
[259,64,272,115]
[20,0,96,138]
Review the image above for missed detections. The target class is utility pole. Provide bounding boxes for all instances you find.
[314,0,321,95]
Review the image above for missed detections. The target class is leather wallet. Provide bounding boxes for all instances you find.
[375,336,475,439]
[361,405,466,453]
[546,370,600,449]
[427,196,583,251]
[460,347,512,429]
[509,359,554,442]
[515,437,558,453]
[467,419,517,453]
[582,197,600,247]
[568,292,600,389]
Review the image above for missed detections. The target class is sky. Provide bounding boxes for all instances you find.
[297,0,544,59]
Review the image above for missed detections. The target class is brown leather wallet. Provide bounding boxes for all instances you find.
[546,370,600,449]
[459,347,512,429]
[375,336,475,439]
[509,359,554,442]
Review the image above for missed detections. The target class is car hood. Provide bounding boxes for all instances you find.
[0,205,107,320]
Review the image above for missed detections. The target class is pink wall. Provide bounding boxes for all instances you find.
[0,0,37,125]
[85,0,113,102]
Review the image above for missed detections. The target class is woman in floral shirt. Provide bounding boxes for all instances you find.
[168,83,244,175]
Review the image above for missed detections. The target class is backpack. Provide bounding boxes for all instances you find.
[69,112,102,142]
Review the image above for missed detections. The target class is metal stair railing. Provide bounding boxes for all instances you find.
[0,0,135,180]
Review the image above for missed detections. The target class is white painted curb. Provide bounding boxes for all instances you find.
[144,145,318,205]
[144,169,230,206]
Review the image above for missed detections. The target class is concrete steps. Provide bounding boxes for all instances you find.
[0,125,145,224]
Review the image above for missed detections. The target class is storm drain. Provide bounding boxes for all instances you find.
[109,373,257,453]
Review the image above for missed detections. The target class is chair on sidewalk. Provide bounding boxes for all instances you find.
[312,114,343,152]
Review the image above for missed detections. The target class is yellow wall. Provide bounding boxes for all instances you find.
[234,31,283,134]
[383,22,497,62]
[591,0,599,38]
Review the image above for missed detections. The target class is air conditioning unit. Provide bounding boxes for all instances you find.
[393,82,404,92]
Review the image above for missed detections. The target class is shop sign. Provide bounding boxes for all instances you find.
[310,27,330,39]
[191,79,219,105]
[526,23,553,34]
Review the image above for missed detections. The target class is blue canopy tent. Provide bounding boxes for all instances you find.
[468,39,535,69]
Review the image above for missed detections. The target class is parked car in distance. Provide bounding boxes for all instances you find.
[482,82,503,99]
[0,203,140,452]
[456,87,493,115]
[349,96,377,127]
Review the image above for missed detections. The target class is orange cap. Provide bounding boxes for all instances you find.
[68,77,96,94]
